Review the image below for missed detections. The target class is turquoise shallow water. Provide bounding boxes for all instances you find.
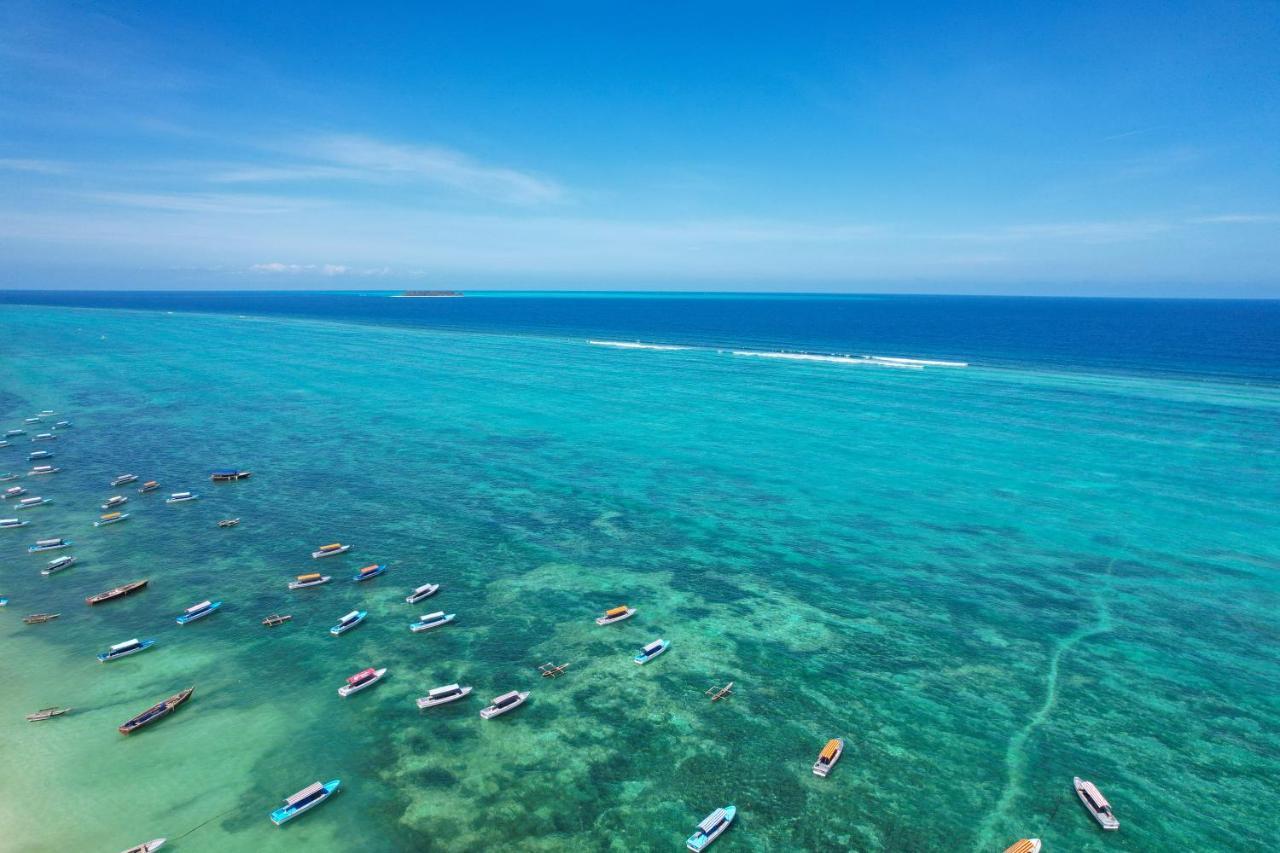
[0,305,1277,851]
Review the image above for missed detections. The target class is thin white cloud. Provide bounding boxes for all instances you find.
[77,191,313,215]
[930,220,1172,243]
[248,262,393,277]
[1187,214,1280,225]
[0,158,71,174]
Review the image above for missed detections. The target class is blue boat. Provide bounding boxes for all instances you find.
[97,638,157,662]
[634,638,670,665]
[352,563,386,582]
[29,537,70,552]
[176,599,222,624]
[1,518,29,529]
[329,610,367,636]
[0,597,8,607]
[269,779,340,825]
[686,806,736,851]
[409,611,455,633]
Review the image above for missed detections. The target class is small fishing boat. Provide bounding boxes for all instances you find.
[4,429,24,437]
[269,779,341,826]
[165,491,199,503]
[337,667,386,697]
[119,838,166,853]
[329,609,367,636]
[15,496,50,509]
[416,683,473,709]
[262,613,292,627]
[29,465,61,475]
[289,572,331,590]
[405,582,439,603]
[111,474,139,487]
[54,421,72,429]
[217,518,240,528]
[1003,839,1042,853]
[28,450,53,461]
[210,469,252,482]
[138,480,160,493]
[0,518,29,529]
[42,555,77,575]
[1074,776,1119,830]
[95,512,130,527]
[352,563,386,582]
[3,485,27,498]
[118,686,194,734]
[686,806,736,851]
[102,495,128,509]
[0,440,8,448]
[409,610,455,632]
[479,690,529,719]
[0,473,19,481]
[26,706,71,721]
[23,613,60,624]
[596,605,636,625]
[98,637,157,662]
[29,537,71,552]
[312,542,350,559]
[812,738,844,777]
[634,638,670,665]
[24,417,41,424]
[175,599,222,624]
[86,579,148,605]
[0,597,7,606]
[31,433,56,442]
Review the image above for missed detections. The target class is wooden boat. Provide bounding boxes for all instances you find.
[118,686,194,734]
[94,511,130,527]
[812,738,844,777]
[352,563,386,582]
[329,609,367,636]
[705,682,734,702]
[102,495,128,509]
[210,470,252,482]
[405,582,439,603]
[119,838,166,853]
[138,480,160,493]
[479,690,529,719]
[23,613,60,624]
[1003,840,1042,853]
[262,613,292,627]
[98,638,157,662]
[539,662,571,678]
[110,474,139,487]
[165,491,199,504]
[289,572,331,590]
[686,806,736,851]
[86,579,149,605]
[175,599,222,624]
[269,779,340,825]
[26,706,71,721]
[337,667,386,697]
[28,465,61,475]
[217,518,240,528]
[409,611,455,633]
[634,638,670,665]
[0,518,30,529]
[1074,776,1119,830]
[596,604,636,625]
[416,683,473,709]
[42,555,76,575]
[29,537,71,552]
[312,542,350,559]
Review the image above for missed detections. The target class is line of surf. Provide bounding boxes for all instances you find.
[588,339,968,369]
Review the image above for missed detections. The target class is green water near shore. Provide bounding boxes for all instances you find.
[0,306,1276,851]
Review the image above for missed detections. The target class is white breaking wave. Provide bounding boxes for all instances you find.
[588,340,692,351]
[863,355,969,368]
[588,339,967,369]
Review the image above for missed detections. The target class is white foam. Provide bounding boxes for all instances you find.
[589,340,691,351]
[865,355,969,368]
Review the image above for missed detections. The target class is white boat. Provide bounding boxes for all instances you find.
[686,806,736,851]
[634,638,670,664]
[1,518,30,529]
[288,572,331,590]
[3,429,24,437]
[138,480,160,493]
[337,667,386,697]
[1074,776,1119,830]
[24,417,40,424]
[409,611,455,632]
[28,450,52,460]
[3,485,27,499]
[0,473,19,482]
[329,610,367,636]
[95,512,130,527]
[312,542,351,559]
[812,738,844,777]
[0,440,8,448]
[42,555,76,575]
[111,474,139,487]
[416,683,473,709]
[119,838,166,853]
[30,433,56,442]
[176,599,222,624]
[54,421,72,429]
[165,491,199,503]
[479,690,529,719]
[102,495,128,509]
[15,496,50,509]
[405,582,439,603]
[98,638,157,662]
[37,410,54,417]
[596,605,636,625]
[29,465,61,475]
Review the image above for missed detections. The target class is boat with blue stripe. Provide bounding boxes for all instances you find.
[634,638,670,665]
[98,638,157,662]
[686,806,736,851]
[329,610,367,636]
[176,599,222,624]
[29,537,70,552]
[269,779,340,825]
[352,563,386,582]
[409,611,455,633]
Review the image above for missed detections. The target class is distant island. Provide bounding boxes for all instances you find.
[393,290,464,298]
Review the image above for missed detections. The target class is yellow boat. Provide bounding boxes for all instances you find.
[1003,840,1041,853]
[595,605,636,625]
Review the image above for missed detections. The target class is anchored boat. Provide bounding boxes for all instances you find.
[596,605,636,625]
[102,495,128,509]
[337,667,386,697]
[479,690,529,719]
[217,518,240,528]
[289,572,331,590]
[86,579,148,605]
[118,686,193,734]
[634,638,670,665]
[269,779,340,826]
[210,470,252,482]
[23,613,60,624]
[405,582,439,603]
[4,429,24,437]
[176,600,221,624]
[352,563,386,582]
[31,432,56,442]
[95,512,130,527]
[98,638,157,662]
[262,613,292,627]
[119,838,166,853]
[28,450,53,461]
[4,485,28,499]
[165,491,199,503]
[312,542,350,559]
[416,683,473,709]
[111,474,139,487]
[0,473,19,482]
[686,806,736,851]
[54,421,72,430]
[15,496,50,509]
[812,738,844,777]
[30,537,71,553]
[1003,840,1042,853]
[409,610,455,633]
[138,480,160,493]
[26,706,71,721]
[0,518,29,529]
[42,555,77,575]
[29,464,61,475]
[329,610,367,636]
[1074,776,1119,830]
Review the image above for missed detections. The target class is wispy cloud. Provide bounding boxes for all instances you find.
[930,220,1172,244]
[76,191,313,215]
[1186,214,1280,225]
[248,262,394,277]
[0,158,71,174]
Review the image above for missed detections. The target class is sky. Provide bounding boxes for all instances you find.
[1,1,1278,295]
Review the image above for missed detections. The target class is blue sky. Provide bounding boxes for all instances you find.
[1,1,1278,294]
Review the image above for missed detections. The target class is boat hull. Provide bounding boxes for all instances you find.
[288,577,331,589]
[337,669,387,696]
[119,687,194,734]
[417,686,473,709]
[1074,777,1120,830]
[312,546,350,559]
[269,779,340,825]
[176,602,222,624]
[330,612,367,635]
[405,584,439,603]
[409,614,455,632]
[596,608,636,625]
[686,806,736,851]
[634,642,670,664]
[98,640,156,662]
[479,692,529,719]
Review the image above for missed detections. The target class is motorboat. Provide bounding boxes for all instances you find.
[812,738,844,777]
[1003,840,1042,853]
[118,686,194,734]
[312,542,350,559]
[269,779,340,826]
[23,613,60,624]
[86,579,148,604]
[634,638,670,665]
[596,605,636,625]
[3,429,24,437]
[175,599,222,624]
[289,572,331,590]
[42,555,77,575]
[111,474,139,487]
[28,450,53,461]
[102,495,128,509]
[29,465,61,475]
[24,417,41,424]
[30,433,57,442]
[409,610,455,632]
[416,683,473,709]
[165,491,199,503]
[98,637,157,662]
[119,838,166,853]
[479,690,529,719]
[210,470,252,482]
[15,496,50,509]
[405,582,439,603]
[29,537,71,553]
[26,706,71,721]
[352,563,385,582]
[54,421,72,430]
[138,480,160,493]
[0,473,19,481]
[329,610,367,636]
[686,806,736,851]
[1074,776,1119,830]
[0,518,29,529]
[95,512,130,527]
[337,667,386,697]
[3,485,27,499]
